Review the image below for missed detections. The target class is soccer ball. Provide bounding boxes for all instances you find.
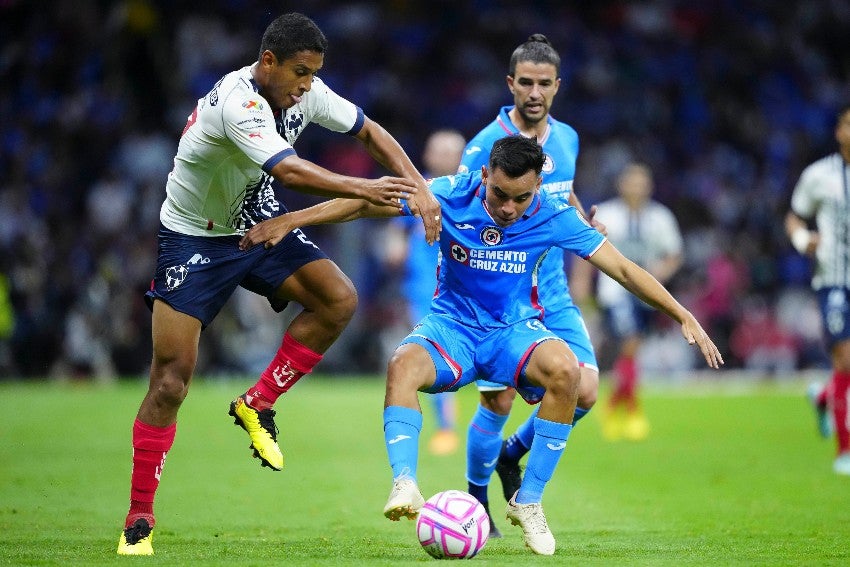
[416,490,490,559]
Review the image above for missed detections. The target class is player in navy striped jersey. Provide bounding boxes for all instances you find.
[457,34,605,529]
[117,12,440,555]
[242,135,724,554]
[785,103,850,475]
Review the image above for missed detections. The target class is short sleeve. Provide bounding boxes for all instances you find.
[221,93,293,169]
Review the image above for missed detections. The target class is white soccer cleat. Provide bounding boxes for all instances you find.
[506,492,556,555]
[834,452,850,476]
[383,476,424,521]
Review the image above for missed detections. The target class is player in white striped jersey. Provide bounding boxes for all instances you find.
[785,103,850,475]
[117,12,440,555]
[571,163,683,441]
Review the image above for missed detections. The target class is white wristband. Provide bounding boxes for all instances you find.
[791,227,811,254]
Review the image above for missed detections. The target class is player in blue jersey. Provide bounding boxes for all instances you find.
[116,12,440,556]
[457,34,605,530]
[240,135,724,555]
[383,130,467,456]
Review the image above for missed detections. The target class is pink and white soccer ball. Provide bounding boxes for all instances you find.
[416,489,490,559]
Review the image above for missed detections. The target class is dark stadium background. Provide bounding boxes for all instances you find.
[0,0,848,379]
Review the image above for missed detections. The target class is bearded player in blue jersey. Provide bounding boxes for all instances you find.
[458,34,604,533]
[239,135,724,555]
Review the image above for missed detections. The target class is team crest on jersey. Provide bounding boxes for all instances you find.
[542,153,554,173]
[480,226,503,246]
[242,99,264,111]
[281,111,305,141]
[449,242,469,264]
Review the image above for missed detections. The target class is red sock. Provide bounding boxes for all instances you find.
[832,371,850,454]
[126,419,176,528]
[614,356,638,409]
[247,332,323,409]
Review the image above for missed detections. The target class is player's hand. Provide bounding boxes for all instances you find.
[407,181,442,245]
[362,176,418,209]
[680,314,724,369]
[239,215,296,250]
[586,205,607,236]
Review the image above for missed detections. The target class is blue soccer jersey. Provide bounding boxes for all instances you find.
[403,171,605,330]
[459,106,579,316]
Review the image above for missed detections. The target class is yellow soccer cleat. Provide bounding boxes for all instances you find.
[229,396,284,471]
[117,518,153,555]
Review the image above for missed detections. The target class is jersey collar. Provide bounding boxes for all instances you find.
[496,106,552,146]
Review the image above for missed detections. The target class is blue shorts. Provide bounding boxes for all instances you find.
[145,224,327,328]
[477,302,597,392]
[818,287,850,348]
[401,314,566,405]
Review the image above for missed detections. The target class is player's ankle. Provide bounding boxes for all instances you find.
[244,388,274,411]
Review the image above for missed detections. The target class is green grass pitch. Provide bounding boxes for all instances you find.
[1,376,849,566]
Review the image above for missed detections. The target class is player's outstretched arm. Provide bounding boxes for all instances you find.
[239,198,400,250]
[269,154,416,208]
[588,241,724,369]
[354,118,442,245]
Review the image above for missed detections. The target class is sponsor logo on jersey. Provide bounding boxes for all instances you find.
[455,223,475,230]
[468,248,528,273]
[465,146,482,156]
[248,132,262,139]
[542,153,555,173]
[480,226,503,246]
[450,242,470,264]
[242,99,263,110]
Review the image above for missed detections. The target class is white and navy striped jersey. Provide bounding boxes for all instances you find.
[594,197,683,307]
[161,65,364,236]
[791,153,850,289]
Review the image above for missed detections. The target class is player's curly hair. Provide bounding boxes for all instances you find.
[509,33,560,77]
[260,12,328,62]
[489,135,545,178]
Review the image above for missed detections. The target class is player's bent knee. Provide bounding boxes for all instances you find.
[480,388,516,415]
[387,344,435,392]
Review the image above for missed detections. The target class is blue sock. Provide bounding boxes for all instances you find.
[515,417,572,504]
[573,406,589,424]
[383,406,423,480]
[504,406,540,463]
[466,405,509,493]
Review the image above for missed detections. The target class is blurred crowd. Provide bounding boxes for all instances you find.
[1,0,848,380]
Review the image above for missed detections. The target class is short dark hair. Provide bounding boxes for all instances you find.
[509,34,560,77]
[260,12,328,62]
[838,104,850,123]
[489,136,545,178]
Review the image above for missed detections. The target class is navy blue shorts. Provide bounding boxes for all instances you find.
[818,287,850,348]
[145,224,327,328]
[603,295,653,340]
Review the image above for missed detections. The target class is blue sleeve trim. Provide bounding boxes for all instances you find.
[262,148,296,172]
[345,107,365,135]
